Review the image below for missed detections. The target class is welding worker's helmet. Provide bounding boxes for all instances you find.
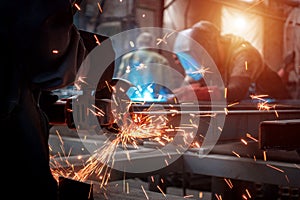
[189,20,222,68]
[136,32,155,49]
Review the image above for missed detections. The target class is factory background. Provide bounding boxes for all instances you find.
[49,1,300,199]
[74,0,299,85]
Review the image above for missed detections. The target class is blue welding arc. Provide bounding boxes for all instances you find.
[176,51,203,81]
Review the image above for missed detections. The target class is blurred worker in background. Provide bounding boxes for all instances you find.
[173,20,291,103]
[115,31,181,102]
[116,32,169,84]
[0,0,114,199]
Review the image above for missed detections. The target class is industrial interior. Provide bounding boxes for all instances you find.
[48,0,300,199]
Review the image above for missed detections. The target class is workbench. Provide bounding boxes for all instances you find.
[49,99,300,199]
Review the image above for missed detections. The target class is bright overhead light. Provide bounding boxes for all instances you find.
[234,17,247,30]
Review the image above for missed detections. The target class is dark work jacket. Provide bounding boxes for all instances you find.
[220,34,290,102]
[0,1,115,199]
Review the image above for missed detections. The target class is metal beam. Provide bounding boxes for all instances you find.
[184,152,300,187]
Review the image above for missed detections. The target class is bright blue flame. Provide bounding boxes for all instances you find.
[127,83,171,102]
[176,51,203,81]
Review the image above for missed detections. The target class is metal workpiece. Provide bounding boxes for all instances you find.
[131,100,300,143]
[50,130,300,184]
[259,119,300,151]
[49,99,300,199]
[183,150,300,188]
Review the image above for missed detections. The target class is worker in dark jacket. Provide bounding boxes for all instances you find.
[0,1,114,199]
[173,20,291,103]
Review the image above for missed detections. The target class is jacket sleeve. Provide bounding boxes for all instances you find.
[224,42,264,102]
[31,25,87,90]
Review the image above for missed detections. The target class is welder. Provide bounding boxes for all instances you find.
[0,0,114,199]
[173,20,291,103]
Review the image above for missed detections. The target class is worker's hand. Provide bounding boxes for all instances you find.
[173,83,222,102]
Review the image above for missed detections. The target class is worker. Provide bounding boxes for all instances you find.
[173,20,291,103]
[0,0,114,199]
[115,31,180,102]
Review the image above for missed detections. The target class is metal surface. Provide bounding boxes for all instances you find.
[50,132,183,181]
[131,101,300,142]
[49,99,300,191]
[259,119,300,150]
[50,133,300,187]
[184,151,300,188]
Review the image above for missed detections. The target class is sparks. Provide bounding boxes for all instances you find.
[94,34,101,45]
[97,2,103,13]
[241,138,248,145]
[232,151,241,158]
[156,32,171,45]
[199,192,203,198]
[49,80,215,190]
[250,94,269,102]
[74,3,81,11]
[192,66,211,76]
[136,63,147,70]
[126,181,129,194]
[285,174,290,183]
[224,107,228,115]
[245,61,248,70]
[263,150,267,161]
[215,193,223,200]
[224,87,228,99]
[275,109,279,118]
[266,164,284,173]
[184,194,194,198]
[77,76,88,85]
[157,185,166,197]
[224,178,233,189]
[164,159,169,166]
[253,155,256,161]
[245,188,251,198]
[129,40,135,48]
[141,185,149,199]
[151,176,154,182]
[227,101,239,107]
[246,133,258,142]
